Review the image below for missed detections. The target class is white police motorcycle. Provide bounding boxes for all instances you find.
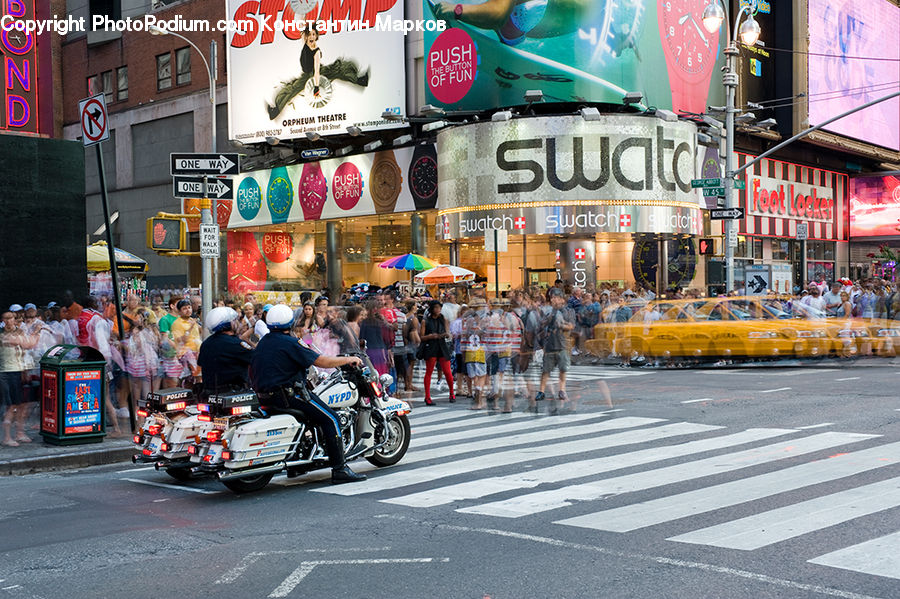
[132,387,211,480]
[190,349,411,493]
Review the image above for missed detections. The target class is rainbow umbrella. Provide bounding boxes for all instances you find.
[378,253,439,271]
[414,264,475,285]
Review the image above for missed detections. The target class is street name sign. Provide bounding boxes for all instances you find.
[703,187,726,197]
[173,176,234,199]
[692,178,745,190]
[170,153,240,176]
[199,224,220,258]
[709,208,745,220]
[79,94,109,147]
[692,178,721,188]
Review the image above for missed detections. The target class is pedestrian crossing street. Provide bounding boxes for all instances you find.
[313,406,900,582]
[401,363,651,398]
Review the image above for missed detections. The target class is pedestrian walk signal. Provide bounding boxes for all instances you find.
[147,217,185,251]
[698,238,715,255]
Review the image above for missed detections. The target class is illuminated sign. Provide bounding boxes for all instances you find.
[1,0,39,133]
[64,370,103,435]
[437,115,701,210]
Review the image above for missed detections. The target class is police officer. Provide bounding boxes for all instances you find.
[250,304,366,484]
[197,307,253,395]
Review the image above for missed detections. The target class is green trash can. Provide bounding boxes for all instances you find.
[39,345,108,446]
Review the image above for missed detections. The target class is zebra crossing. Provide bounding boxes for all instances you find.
[401,362,651,398]
[313,406,900,582]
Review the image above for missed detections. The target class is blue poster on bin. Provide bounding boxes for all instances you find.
[64,370,103,434]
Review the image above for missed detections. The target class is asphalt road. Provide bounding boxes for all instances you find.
[1,358,899,599]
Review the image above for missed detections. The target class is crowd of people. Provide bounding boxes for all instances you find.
[3,273,897,448]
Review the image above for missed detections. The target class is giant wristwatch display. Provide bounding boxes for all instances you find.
[369,150,403,214]
[657,0,719,114]
[266,166,294,225]
[298,162,328,221]
[227,232,267,295]
[408,144,438,210]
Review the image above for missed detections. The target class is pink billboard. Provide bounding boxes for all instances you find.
[850,175,900,238]
[808,0,900,151]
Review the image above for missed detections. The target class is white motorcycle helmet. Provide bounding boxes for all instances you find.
[266,304,295,331]
[207,306,238,334]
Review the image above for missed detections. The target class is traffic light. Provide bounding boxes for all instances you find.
[147,217,186,251]
[698,238,715,255]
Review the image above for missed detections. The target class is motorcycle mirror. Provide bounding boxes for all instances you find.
[359,339,367,350]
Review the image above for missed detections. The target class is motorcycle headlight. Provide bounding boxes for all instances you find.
[380,373,394,388]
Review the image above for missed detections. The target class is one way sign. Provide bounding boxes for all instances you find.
[709,207,745,220]
[170,153,240,176]
[173,176,234,199]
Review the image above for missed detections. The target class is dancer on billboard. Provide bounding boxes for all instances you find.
[430,0,592,46]
[267,25,370,120]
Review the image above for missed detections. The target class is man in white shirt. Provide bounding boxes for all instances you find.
[254,304,272,339]
[441,290,460,323]
[822,282,843,316]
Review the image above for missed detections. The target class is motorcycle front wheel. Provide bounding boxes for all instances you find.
[222,472,275,494]
[366,414,410,467]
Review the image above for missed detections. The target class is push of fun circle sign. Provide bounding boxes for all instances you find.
[427,28,478,104]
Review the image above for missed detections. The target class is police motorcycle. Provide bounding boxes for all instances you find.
[131,387,211,480]
[190,345,412,494]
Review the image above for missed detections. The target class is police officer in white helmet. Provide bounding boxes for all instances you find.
[250,304,366,484]
[197,306,254,396]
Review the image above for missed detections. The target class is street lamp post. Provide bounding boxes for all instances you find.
[150,26,217,334]
[702,2,761,293]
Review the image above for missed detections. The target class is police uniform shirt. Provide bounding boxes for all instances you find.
[198,333,253,391]
[250,331,319,392]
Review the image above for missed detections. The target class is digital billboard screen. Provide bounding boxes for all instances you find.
[850,174,900,238]
[423,0,727,115]
[808,0,900,151]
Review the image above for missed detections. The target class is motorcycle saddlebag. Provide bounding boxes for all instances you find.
[225,415,301,469]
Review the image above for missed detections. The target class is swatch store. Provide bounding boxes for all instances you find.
[436,115,705,294]
[224,144,445,302]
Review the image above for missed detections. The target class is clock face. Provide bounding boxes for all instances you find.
[631,237,697,291]
[410,154,438,209]
[658,0,717,78]
[299,163,327,219]
[371,158,401,213]
[227,232,267,295]
[266,167,294,224]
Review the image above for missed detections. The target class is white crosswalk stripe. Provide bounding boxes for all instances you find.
[668,476,900,550]
[358,408,900,580]
[460,432,875,518]
[401,363,652,399]
[314,419,703,496]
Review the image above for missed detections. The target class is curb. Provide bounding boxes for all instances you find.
[0,446,135,476]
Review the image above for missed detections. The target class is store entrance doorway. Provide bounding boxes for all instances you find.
[524,267,558,290]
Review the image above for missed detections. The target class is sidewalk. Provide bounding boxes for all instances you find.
[0,412,136,476]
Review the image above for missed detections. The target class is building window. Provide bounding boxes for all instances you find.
[175,47,191,85]
[157,53,171,90]
[101,70,113,103]
[87,74,99,95]
[117,66,128,101]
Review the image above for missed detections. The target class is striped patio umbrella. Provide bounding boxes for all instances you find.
[378,253,439,271]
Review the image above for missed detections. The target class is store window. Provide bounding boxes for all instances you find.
[101,70,113,103]
[117,66,128,101]
[175,47,191,85]
[806,240,835,261]
[156,53,171,90]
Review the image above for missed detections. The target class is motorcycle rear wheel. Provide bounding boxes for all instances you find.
[366,415,410,467]
[222,472,275,494]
